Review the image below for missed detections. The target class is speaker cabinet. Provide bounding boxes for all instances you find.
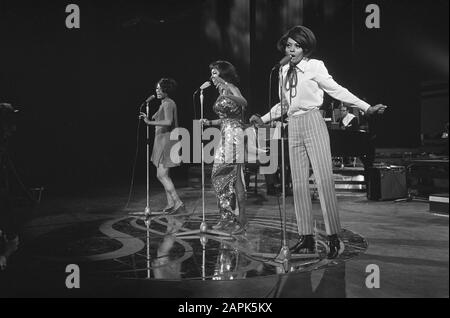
[367,166,407,200]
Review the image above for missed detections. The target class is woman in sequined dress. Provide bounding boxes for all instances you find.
[203,61,248,235]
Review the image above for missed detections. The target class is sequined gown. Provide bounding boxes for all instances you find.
[211,93,247,220]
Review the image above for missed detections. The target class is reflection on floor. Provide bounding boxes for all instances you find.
[0,185,448,298]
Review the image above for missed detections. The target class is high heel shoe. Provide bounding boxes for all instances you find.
[152,206,174,213]
[228,220,248,235]
[327,234,341,259]
[289,235,315,254]
[168,203,186,216]
[212,217,233,230]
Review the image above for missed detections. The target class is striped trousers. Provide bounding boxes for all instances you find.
[288,109,341,236]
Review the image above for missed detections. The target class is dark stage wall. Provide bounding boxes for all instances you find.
[0,0,448,192]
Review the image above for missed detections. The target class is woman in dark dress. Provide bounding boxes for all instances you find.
[140,78,184,214]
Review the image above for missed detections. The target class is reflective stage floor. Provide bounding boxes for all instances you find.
[0,185,448,297]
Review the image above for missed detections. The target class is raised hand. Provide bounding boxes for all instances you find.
[211,76,229,95]
[366,104,388,116]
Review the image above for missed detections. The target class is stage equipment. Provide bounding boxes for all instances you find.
[429,193,449,215]
[367,165,408,201]
[394,159,449,203]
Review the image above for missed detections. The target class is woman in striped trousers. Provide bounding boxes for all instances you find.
[250,26,387,258]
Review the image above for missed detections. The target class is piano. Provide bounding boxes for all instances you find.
[328,128,375,171]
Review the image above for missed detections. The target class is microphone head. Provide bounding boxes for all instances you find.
[200,81,212,90]
[146,95,156,102]
[279,55,292,66]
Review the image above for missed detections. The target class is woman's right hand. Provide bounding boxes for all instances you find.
[249,115,264,126]
[139,112,150,124]
[211,76,229,92]
[201,119,211,126]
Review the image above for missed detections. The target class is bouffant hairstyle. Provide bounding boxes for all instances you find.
[208,60,239,86]
[277,25,317,58]
[156,78,177,96]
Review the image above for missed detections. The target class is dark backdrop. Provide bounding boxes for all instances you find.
[0,0,447,193]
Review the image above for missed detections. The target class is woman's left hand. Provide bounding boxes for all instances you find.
[139,112,150,124]
[367,104,388,116]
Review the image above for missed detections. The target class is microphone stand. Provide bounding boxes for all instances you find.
[252,63,316,272]
[200,235,207,280]
[145,102,151,216]
[130,101,163,217]
[145,212,151,279]
[276,67,291,272]
[175,89,232,238]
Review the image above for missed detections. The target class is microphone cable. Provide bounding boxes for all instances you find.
[192,90,198,120]
[125,104,146,209]
[268,66,276,124]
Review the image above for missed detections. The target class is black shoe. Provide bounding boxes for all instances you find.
[327,234,341,259]
[289,235,315,254]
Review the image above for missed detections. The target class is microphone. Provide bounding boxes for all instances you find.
[141,94,155,107]
[272,56,292,70]
[194,81,212,94]
[145,95,156,103]
[200,81,212,90]
[139,95,156,112]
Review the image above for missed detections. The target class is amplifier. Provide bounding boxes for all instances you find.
[367,166,407,200]
[429,193,449,215]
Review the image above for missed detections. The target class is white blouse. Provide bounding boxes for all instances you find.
[262,58,371,123]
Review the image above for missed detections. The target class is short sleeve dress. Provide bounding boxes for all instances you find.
[151,98,180,168]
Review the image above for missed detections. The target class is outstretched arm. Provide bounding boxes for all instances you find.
[313,61,387,115]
